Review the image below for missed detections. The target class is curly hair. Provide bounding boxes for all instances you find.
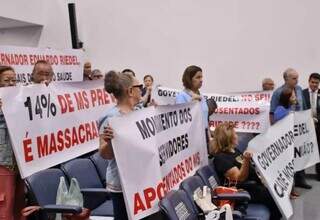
[104,70,134,100]
[211,122,236,154]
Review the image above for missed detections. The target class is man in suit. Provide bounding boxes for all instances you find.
[303,72,320,181]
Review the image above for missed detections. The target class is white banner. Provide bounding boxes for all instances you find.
[110,102,209,220]
[151,86,179,105]
[248,114,295,219]
[0,45,84,83]
[152,86,271,133]
[0,81,115,178]
[294,110,320,171]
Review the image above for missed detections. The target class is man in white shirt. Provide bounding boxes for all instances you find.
[303,72,320,181]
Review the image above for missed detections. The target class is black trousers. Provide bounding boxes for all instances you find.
[110,192,129,220]
[242,184,282,220]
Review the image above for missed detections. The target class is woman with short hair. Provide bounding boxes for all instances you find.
[99,70,142,220]
[0,65,26,220]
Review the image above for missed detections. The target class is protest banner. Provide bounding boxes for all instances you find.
[0,45,84,83]
[151,86,179,105]
[294,110,320,171]
[248,113,295,219]
[109,102,209,220]
[152,86,271,133]
[0,80,115,178]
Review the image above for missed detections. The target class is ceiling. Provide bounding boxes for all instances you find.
[0,16,42,29]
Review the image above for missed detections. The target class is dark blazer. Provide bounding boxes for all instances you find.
[303,88,320,122]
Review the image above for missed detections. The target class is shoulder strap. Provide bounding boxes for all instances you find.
[98,114,109,130]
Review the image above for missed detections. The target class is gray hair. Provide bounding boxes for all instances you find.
[283,68,296,80]
[104,71,134,99]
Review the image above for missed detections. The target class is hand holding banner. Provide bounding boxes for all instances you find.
[109,102,208,220]
[0,81,115,178]
[152,86,271,133]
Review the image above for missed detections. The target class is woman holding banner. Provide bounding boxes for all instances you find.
[274,86,296,122]
[99,70,142,220]
[0,65,26,220]
[211,122,282,220]
[175,65,211,144]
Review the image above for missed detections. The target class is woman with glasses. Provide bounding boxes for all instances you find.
[0,65,26,220]
[211,122,282,220]
[99,70,142,220]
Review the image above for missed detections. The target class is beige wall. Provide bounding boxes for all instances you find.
[1,0,319,92]
[76,0,319,92]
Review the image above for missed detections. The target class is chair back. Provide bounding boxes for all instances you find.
[60,158,106,209]
[159,190,199,220]
[61,158,103,188]
[196,165,220,190]
[25,168,66,220]
[179,176,206,212]
[90,151,108,187]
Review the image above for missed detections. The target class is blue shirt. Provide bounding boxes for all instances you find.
[270,84,305,114]
[98,106,122,193]
[175,90,209,128]
[273,106,291,123]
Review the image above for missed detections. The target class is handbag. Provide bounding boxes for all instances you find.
[193,186,217,214]
[206,204,233,220]
[193,186,233,220]
[213,186,238,209]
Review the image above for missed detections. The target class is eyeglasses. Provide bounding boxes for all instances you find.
[132,84,143,90]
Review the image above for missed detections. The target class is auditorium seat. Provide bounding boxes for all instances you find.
[159,190,200,220]
[25,168,83,220]
[195,164,220,189]
[196,165,270,220]
[60,158,113,216]
[89,151,108,187]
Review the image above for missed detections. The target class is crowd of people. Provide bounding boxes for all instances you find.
[0,61,319,220]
